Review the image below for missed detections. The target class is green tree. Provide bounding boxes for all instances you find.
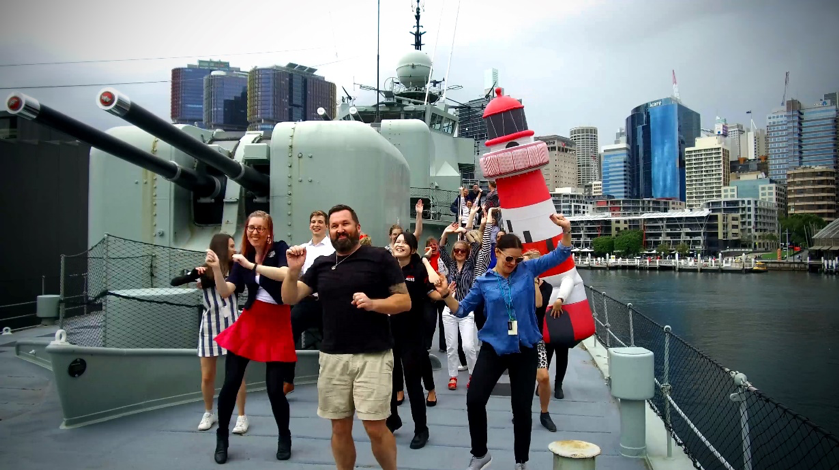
[780,214,827,247]
[656,244,672,256]
[592,236,614,255]
[614,229,643,256]
[675,243,690,256]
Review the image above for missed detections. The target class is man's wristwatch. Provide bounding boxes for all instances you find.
[441,291,450,299]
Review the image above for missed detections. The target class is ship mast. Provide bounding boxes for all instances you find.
[412,0,426,50]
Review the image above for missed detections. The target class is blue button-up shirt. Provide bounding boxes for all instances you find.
[453,244,572,355]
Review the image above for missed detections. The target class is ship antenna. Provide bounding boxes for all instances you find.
[440,0,462,104]
[376,0,381,123]
[412,0,426,50]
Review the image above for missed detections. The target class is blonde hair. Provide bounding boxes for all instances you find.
[359,235,372,246]
[523,249,542,260]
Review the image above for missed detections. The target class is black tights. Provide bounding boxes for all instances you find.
[544,342,570,387]
[393,350,436,393]
[467,343,537,464]
[389,339,428,433]
[217,351,294,438]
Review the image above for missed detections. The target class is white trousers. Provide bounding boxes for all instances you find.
[442,306,478,377]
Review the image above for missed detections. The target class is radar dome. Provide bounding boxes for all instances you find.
[395,51,432,88]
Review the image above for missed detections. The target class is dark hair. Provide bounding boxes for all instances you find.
[200,233,234,288]
[496,233,523,251]
[309,210,327,222]
[397,232,419,253]
[488,180,497,189]
[328,204,360,225]
[425,236,438,247]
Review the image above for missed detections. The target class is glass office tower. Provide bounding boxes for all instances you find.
[625,97,700,200]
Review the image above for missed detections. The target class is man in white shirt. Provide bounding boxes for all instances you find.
[291,210,335,351]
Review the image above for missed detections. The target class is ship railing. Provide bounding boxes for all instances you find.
[410,187,459,222]
[585,286,839,470]
[56,234,233,350]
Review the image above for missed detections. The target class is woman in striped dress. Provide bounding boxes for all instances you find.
[170,233,248,434]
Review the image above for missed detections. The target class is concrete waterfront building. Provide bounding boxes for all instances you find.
[726,123,746,161]
[570,126,599,187]
[704,198,779,251]
[585,180,603,197]
[550,187,597,217]
[567,210,740,255]
[626,97,701,200]
[592,198,685,217]
[685,136,730,209]
[787,166,838,222]
[536,135,577,191]
[723,172,787,218]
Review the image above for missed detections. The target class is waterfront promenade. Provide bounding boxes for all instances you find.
[575,256,831,273]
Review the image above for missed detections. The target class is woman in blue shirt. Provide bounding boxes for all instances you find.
[436,213,572,470]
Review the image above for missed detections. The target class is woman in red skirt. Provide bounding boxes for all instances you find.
[206,210,296,464]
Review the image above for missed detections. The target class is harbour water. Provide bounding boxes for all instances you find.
[579,269,839,436]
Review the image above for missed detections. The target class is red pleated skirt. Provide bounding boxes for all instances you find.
[214,300,297,363]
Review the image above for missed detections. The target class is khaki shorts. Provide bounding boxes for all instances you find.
[317,350,394,421]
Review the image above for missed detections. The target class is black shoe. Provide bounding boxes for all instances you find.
[276,434,291,460]
[426,391,437,407]
[410,429,429,449]
[554,386,564,400]
[540,412,557,432]
[386,416,402,433]
[214,432,229,464]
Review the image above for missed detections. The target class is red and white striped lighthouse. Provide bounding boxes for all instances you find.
[480,88,594,347]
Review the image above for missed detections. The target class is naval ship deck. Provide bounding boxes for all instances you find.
[0,326,648,470]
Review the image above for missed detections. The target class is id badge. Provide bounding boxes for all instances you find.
[507,320,518,336]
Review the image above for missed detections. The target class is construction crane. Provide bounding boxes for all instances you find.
[672,69,681,102]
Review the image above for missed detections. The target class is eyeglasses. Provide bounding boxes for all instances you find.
[453,248,468,255]
[247,226,267,234]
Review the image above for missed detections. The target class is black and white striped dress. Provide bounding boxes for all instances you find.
[198,286,240,357]
[171,268,240,357]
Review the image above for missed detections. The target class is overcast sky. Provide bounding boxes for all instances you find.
[1,0,837,143]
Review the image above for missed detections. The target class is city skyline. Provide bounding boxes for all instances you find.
[0,0,836,139]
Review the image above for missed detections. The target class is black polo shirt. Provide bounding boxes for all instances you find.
[301,245,405,354]
[390,254,434,346]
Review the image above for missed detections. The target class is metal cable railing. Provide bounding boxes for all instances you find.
[586,286,839,469]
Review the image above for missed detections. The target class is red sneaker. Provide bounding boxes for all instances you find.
[448,377,457,390]
[467,375,472,389]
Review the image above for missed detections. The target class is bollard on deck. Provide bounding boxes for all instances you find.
[608,346,654,458]
[549,440,601,469]
[36,294,61,326]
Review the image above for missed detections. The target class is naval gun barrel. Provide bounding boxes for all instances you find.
[5,93,221,197]
[98,88,269,194]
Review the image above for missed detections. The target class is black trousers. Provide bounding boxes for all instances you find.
[437,302,467,365]
[389,338,428,433]
[544,342,570,387]
[217,351,294,439]
[467,343,537,464]
[394,350,436,393]
[291,296,322,350]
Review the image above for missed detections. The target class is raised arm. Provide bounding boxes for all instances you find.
[436,276,483,319]
[413,199,424,239]
[281,245,314,305]
[206,250,238,298]
[232,254,290,282]
[473,214,495,277]
[523,214,574,277]
[170,267,201,287]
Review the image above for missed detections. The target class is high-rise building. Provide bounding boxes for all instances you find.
[626,97,701,201]
[585,180,603,197]
[171,60,240,127]
[725,123,746,161]
[459,69,505,157]
[601,142,632,198]
[767,98,838,183]
[743,128,767,161]
[484,68,499,95]
[570,126,599,187]
[536,135,577,190]
[247,63,337,132]
[203,71,249,131]
[787,166,837,222]
[705,198,778,251]
[614,127,627,144]
[685,136,730,209]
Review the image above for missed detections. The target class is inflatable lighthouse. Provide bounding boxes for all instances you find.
[479,88,594,347]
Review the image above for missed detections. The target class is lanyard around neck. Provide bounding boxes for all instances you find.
[495,274,516,322]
